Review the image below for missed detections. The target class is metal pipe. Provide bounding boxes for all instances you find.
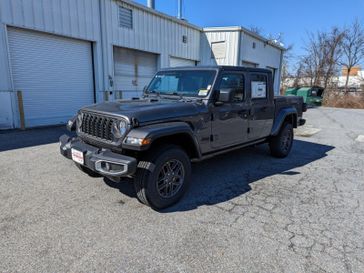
[147,0,155,9]
[177,0,182,19]
[16,90,25,130]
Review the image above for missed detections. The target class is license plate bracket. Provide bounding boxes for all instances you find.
[71,148,84,165]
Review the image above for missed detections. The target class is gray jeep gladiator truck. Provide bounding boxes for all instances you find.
[60,66,306,209]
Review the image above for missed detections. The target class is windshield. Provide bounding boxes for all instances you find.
[147,70,216,97]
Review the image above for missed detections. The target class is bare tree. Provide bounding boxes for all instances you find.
[296,27,344,88]
[280,44,293,91]
[340,19,364,92]
[322,27,344,88]
[249,26,263,35]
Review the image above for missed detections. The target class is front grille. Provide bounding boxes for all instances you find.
[80,112,115,142]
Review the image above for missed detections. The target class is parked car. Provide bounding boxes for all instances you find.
[285,86,324,106]
[60,66,306,209]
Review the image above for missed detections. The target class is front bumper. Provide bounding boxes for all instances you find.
[59,134,137,177]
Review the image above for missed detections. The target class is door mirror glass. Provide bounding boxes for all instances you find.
[218,88,236,103]
[216,73,245,103]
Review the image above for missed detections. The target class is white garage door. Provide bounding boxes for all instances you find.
[170,56,196,67]
[114,47,158,99]
[8,27,94,127]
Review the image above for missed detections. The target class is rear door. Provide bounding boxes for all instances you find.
[211,71,250,149]
[248,72,275,140]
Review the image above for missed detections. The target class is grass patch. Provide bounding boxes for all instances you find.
[323,90,364,109]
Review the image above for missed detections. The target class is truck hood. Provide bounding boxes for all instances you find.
[81,98,201,124]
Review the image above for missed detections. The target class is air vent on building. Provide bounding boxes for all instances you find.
[118,6,133,29]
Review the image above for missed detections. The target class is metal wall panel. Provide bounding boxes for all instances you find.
[200,30,240,66]
[240,32,282,94]
[200,28,283,95]
[104,0,200,72]
[8,27,94,127]
[0,0,101,41]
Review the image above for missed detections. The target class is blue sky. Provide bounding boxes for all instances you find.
[135,0,364,63]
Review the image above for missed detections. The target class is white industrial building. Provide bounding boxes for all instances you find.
[0,0,284,129]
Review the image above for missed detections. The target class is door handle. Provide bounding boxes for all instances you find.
[238,111,249,119]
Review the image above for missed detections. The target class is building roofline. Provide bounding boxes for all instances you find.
[118,0,202,31]
[118,1,285,50]
[203,26,286,51]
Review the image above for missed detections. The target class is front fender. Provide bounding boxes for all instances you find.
[122,122,200,153]
[271,107,298,136]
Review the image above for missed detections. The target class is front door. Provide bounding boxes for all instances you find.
[211,72,250,149]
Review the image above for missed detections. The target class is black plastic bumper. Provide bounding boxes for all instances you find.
[59,134,137,177]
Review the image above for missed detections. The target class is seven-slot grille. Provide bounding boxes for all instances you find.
[80,112,115,141]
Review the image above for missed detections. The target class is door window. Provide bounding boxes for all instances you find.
[218,73,245,102]
[250,74,268,100]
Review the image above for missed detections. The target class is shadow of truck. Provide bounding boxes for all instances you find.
[105,140,334,212]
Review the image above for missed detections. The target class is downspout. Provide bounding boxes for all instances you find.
[3,24,17,128]
[99,0,108,101]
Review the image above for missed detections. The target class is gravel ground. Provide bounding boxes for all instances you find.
[0,107,363,273]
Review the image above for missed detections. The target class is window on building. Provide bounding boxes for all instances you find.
[252,42,256,49]
[217,73,245,102]
[118,6,133,29]
[211,41,226,59]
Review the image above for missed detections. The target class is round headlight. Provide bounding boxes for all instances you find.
[119,119,128,137]
[76,113,83,130]
[112,119,128,139]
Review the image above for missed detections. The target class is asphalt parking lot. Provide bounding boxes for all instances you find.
[1,107,364,273]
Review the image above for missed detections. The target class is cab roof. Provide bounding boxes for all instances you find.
[159,65,272,74]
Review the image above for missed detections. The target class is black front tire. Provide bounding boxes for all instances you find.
[269,122,294,158]
[134,145,191,210]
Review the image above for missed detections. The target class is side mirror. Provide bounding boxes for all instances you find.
[216,88,236,104]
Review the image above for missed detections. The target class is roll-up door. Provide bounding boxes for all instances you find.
[114,47,158,99]
[7,27,94,127]
[170,56,196,67]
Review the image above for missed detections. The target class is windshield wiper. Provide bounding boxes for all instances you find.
[164,92,184,99]
[146,90,161,97]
